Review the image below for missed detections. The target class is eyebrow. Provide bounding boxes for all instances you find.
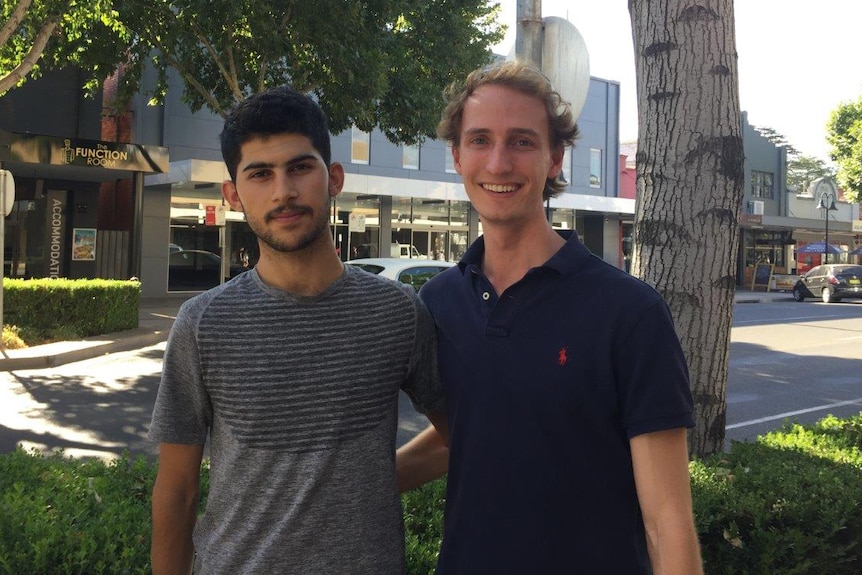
[463,127,541,138]
[240,153,319,173]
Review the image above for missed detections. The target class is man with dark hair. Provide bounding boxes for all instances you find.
[398,60,703,574]
[150,85,446,574]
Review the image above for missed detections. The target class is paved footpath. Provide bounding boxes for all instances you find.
[0,289,792,461]
[1,290,792,372]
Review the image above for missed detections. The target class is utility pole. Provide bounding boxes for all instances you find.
[516,0,543,66]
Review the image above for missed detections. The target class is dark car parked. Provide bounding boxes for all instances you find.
[792,264,862,303]
[168,250,246,291]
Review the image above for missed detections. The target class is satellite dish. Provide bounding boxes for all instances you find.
[542,17,590,120]
[507,17,590,120]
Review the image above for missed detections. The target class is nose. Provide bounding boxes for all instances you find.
[271,171,299,202]
[485,143,513,175]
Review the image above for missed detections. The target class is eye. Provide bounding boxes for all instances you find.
[288,162,313,173]
[514,138,535,148]
[248,169,271,179]
[468,136,489,146]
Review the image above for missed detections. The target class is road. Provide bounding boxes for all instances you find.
[0,342,431,460]
[1,299,860,460]
[726,299,862,446]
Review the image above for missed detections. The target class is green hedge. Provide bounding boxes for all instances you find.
[2,279,140,343]
[1,413,861,574]
[692,415,862,574]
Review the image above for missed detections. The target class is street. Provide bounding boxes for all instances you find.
[1,299,860,460]
[726,299,862,446]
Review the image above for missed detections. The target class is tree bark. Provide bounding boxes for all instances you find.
[628,0,744,457]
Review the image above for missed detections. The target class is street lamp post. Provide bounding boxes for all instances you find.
[814,179,839,264]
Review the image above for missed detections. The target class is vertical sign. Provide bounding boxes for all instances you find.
[45,190,68,278]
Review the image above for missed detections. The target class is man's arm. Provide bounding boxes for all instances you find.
[151,443,205,575]
[630,428,704,575]
[396,413,449,493]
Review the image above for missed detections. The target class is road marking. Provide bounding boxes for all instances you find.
[726,397,862,429]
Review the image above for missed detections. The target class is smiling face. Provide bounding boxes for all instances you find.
[222,132,344,258]
[453,84,563,230]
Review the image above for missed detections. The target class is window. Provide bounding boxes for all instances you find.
[351,127,370,164]
[589,148,602,187]
[445,145,456,173]
[561,147,572,185]
[751,171,773,199]
[402,144,420,170]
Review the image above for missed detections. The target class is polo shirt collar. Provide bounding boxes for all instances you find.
[457,230,592,279]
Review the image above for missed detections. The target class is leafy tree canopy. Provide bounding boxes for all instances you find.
[115,0,505,144]
[786,154,835,195]
[826,96,862,204]
[0,0,129,96]
[753,125,800,158]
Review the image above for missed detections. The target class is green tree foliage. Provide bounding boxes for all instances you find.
[115,0,505,144]
[753,125,800,158]
[827,97,862,203]
[0,0,128,96]
[786,154,835,194]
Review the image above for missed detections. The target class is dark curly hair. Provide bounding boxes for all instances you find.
[220,87,331,181]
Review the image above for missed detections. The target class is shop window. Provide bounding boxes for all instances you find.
[351,127,370,164]
[402,144,420,170]
[751,171,774,199]
[589,148,602,187]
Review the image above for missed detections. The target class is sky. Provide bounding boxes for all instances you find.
[492,0,862,164]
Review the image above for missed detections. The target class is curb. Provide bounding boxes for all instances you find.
[0,328,169,371]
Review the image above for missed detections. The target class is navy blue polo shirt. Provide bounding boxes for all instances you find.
[420,232,695,574]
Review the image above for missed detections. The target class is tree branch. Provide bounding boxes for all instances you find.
[0,17,58,95]
[0,0,34,47]
[190,22,243,102]
[164,54,228,117]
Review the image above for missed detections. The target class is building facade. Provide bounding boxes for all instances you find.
[738,111,861,289]
[134,72,627,297]
[0,68,168,284]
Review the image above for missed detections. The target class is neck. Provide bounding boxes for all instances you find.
[254,241,344,296]
[480,221,564,295]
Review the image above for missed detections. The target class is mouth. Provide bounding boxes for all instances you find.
[266,206,312,223]
[481,183,519,194]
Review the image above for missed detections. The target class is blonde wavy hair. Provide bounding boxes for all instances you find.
[436,60,580,200]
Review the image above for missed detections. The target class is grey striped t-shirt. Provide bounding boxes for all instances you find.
[149,264,444,574]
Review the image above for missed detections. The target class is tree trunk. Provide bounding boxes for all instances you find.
[628,1,744,457]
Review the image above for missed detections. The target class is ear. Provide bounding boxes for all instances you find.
[547,145,564,180]
[328,162,345,198]
[452,145,463,175]
[222,180,243,212]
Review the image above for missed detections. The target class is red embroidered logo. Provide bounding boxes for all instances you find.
[557,347,568,367]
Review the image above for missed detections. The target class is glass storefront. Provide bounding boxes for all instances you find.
[165,188,475,291]
[740,229,793,287]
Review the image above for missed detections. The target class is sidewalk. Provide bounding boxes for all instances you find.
[0,296,189,371]
[0,289,793,371]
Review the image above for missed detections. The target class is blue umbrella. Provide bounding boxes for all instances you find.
[850,245,862,256]
[796,242,843,255]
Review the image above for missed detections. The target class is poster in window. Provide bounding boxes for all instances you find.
[72,228,97,261]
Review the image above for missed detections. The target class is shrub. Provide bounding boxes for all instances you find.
[402,478,447,575]
[2,279,140,345]
[0,326,26,350]
[0,448,155,574]
[2,413,862,573]
[692,414,862,574]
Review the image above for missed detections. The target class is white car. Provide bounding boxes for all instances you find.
[346,258,455,291]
